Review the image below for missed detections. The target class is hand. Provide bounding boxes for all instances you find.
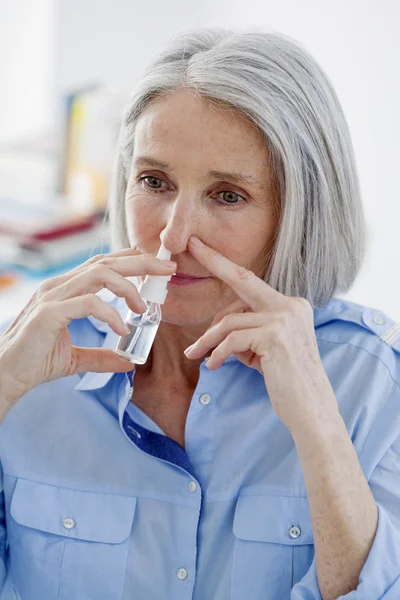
[0,248,177,404]
[184,236,338,432]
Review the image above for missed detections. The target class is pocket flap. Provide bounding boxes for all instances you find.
[233,492,313,546]
[10,478,137,544]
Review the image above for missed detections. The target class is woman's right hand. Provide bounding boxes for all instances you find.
[0,248,177,405]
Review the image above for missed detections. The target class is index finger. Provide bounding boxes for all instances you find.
[188,236,280,312]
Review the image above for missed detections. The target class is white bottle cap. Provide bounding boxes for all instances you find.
[139,240,172,304]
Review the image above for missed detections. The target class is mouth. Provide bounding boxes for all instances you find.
[170,273,212,286]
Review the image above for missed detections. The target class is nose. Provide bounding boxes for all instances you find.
[159,197,203,256]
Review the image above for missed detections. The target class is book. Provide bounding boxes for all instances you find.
[10,220,109,275]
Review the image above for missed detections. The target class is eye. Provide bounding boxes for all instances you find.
[138,175,167,192]
[137,175,246,208]
[216,190,246,207]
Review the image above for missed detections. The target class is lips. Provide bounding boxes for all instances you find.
[174,273,209,279]
[170,273,212,286]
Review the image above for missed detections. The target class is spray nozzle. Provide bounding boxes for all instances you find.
[156,239,171,262]
[138,239,172,305]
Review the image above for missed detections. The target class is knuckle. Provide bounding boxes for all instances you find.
[91,263,110,279]
[37,279,52,292]
[85,254,103,266]
[30,304,43,323]
[235,265,255,282]
[220,314,233,329]
[272,314,291,336]
[35,279,54,300]
[298,297,313,314]
[33,301,54,321]
[84,293,99,310]
[226,330,239,344]
[269,323,283,344]
[90,253,105,263]
[68,350,78,376]
[291,296,311,312]
[278,311,291,326]
[96,256,113,267]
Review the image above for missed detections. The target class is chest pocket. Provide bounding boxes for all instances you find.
[9,478,136,600]
[231,490,315,600]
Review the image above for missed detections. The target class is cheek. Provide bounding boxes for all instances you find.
[219,222,273,271]
[125,199,163,242]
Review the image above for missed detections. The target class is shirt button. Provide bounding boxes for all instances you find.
[63,517,75,530]
[127,425,142,439]
[289,525,301,539]
[373,316,385,325]
[199,393,211,405]
[176,568,188,580]
[188,481,197,493]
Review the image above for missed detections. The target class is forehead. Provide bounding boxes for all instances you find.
[133,89,270,174]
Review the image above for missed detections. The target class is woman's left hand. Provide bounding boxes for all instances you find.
[184,236,339,433]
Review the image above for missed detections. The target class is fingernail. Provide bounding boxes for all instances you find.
[166,261,178,268]
[184,345,194,356]
[189,236,204,247]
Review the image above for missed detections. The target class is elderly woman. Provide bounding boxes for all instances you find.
[0,28,399,600]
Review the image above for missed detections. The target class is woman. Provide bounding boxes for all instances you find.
[0,28,399,600]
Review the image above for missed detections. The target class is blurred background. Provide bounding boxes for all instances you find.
[0,0,399,324]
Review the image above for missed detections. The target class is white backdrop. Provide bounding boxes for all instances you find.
[0,0,55,144]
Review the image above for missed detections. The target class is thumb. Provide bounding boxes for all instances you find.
[70,346,136,376]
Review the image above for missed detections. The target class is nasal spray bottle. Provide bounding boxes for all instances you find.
[115,239,172,364]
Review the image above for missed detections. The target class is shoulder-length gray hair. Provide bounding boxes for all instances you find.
[108,28,366,308]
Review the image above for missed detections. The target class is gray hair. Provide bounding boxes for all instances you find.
[108,28,366,308]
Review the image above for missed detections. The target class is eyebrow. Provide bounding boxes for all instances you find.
[133,156,266,189]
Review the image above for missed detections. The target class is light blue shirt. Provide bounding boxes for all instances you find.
[0,292,399,599]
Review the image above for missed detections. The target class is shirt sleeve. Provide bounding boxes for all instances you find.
[291,433,400,599]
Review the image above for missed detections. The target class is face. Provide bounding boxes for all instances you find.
[125,88,279,328]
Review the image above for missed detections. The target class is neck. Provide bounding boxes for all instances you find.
[135,320,206,390]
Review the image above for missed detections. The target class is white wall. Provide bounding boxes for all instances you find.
[54,0,216,93]
[0,0,55,143]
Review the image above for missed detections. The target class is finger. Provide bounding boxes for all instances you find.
[36,253,176,305]
[34,248,146,292]
[87,253,177,278]
[188,236,281,312]
[206,328,261,370]
[35,248,176,292]
[45,265,148,314]
[185,312,264,359]
[39,294,131,337]
[69,247,145,275]
[209,298,250,328]
[69,346,136,376]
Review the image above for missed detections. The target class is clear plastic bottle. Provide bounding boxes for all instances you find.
[115,240,172,364]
